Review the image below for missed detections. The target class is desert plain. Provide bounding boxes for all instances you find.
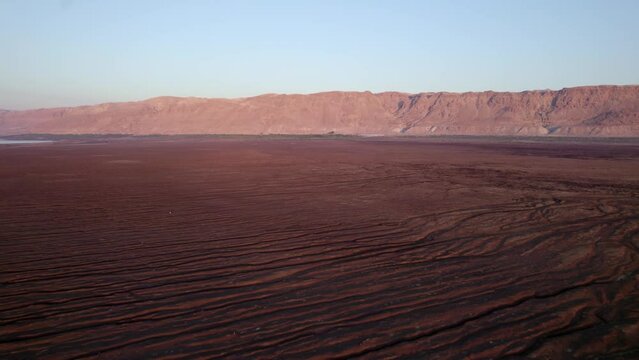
[0,136,638,359]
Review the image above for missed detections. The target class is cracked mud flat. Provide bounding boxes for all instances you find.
[1,138,638,359]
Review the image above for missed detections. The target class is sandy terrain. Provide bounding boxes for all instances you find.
[1,85,639,137]
[1,137,638,359]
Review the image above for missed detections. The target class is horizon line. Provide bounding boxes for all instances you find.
[3,84,638,112]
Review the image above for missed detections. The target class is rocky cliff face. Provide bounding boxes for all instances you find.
[1,85,638,136]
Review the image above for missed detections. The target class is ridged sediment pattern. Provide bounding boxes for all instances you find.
[1,138,638,358]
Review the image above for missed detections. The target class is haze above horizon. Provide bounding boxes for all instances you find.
[1,0,638,110]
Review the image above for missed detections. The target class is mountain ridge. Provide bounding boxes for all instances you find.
[1,85,638,137]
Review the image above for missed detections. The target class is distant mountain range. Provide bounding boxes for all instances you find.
[1,85,638,137]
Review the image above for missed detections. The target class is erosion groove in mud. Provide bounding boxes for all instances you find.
[1,139,638,359]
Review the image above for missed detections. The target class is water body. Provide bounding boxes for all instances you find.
[0,139,54,144]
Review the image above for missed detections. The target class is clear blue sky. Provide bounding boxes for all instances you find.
[1,0,638,109]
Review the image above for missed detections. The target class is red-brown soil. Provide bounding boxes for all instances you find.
[1,138,639,359]
[1,85,639,137]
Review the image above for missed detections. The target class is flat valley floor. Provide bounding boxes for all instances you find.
[1,137,639,359]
